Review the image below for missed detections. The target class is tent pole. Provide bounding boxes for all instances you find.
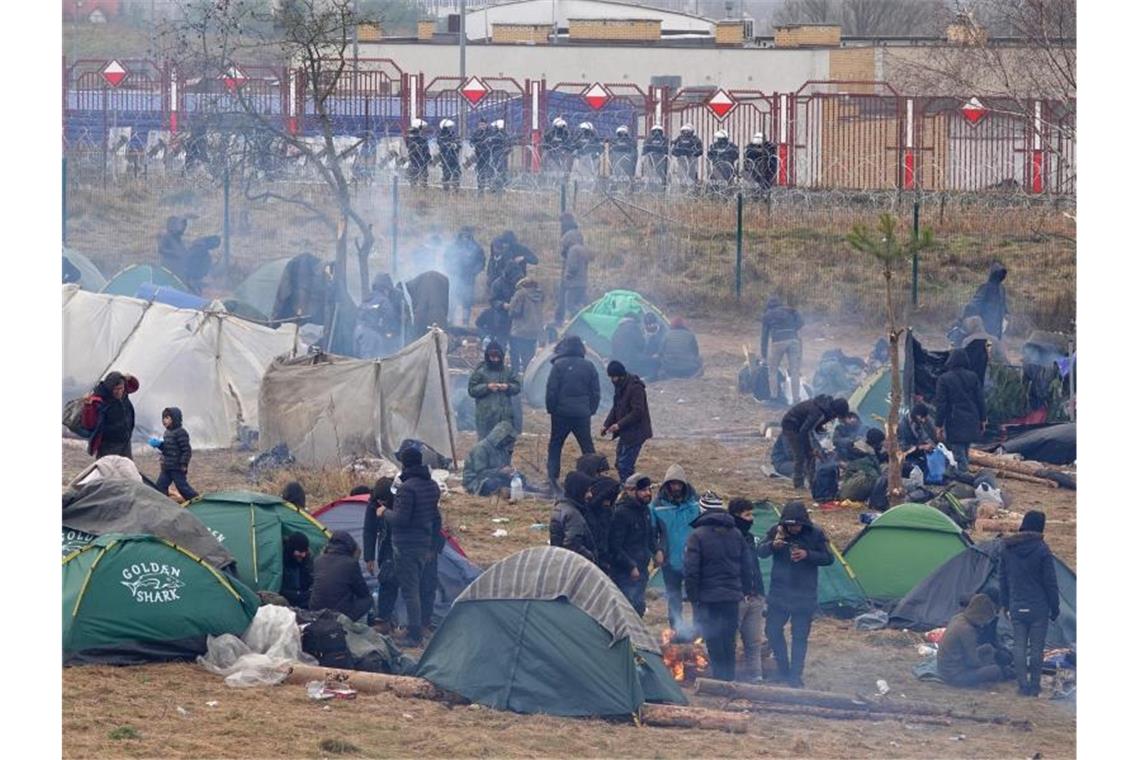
[432,327,459,464]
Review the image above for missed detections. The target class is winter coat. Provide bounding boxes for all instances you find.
[559,227,584,260]
[384,465,442,554]
[964,263,1008,339]
[462,421,516,495]
[671,133,703,158]
[744,141,778,186]
[545,336,601,419]
[609,493,658,576]
[406,132,431,167]
[361,492,394,565]
[158,216,188,274]
[650,464,701,571]
[781,395,838,453]
[999,532,1060,622]
[583,477,620,571]
[898,412,937,452]
[934,349,987,445]
[84,372,138,456]
[761,300,804,357]
[404,270,450,337]
[658,326,703,378]
[603,374,653,449]
[468,347,521,438]
[272,253,328,325]
[564,243,593,290]
[437,131,462,166]
[158,407,192,472]
[309,531,371,618]
[549,473,597,562]
[280,550,314,608]
[475,303,512,342]
[937,595,997,681]
[610,317,650,372]
[576,453,611,478]
[736,516,765,597]
[446,236,485,288]
[757,502,834,613]
[509,278,545,339]
[683,510,752,606]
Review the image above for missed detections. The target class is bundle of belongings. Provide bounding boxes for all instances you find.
[296,608,416,675]
[811,349,867,399]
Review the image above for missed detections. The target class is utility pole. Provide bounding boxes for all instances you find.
[459,0,467,139]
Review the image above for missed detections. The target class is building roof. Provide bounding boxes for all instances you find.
[462,0,716,40]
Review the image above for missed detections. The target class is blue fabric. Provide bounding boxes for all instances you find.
[652,500,700,571]
[615,441,644,483]
[926,448,948,484]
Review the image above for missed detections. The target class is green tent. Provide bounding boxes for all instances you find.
[848,366,892,428]
[416,546,687,716]
[184,491,331,592]
[234,258,291,320]
[102,264,188,297]
[842,503,972,604]
[63,534,260,664]
[563,290,668,358]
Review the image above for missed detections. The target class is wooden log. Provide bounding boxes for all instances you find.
[639,703,750,733]
[284,663,463,703]
[968,450,1072,482]
[976,518,1024,533]
[970,466,1058,488]
[736,701,952,726]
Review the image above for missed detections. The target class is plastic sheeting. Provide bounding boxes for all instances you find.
[199,605,316,687]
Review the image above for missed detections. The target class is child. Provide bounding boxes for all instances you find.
[149,407,199,501]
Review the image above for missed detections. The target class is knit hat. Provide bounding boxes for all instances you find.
[865,428,886,447]
[829,397,850,418]
[1020,509,1046,533]
[400,447,423,468]
[606,360,627,377]
[624,472,652,490]
[698,490,725,510]
[727,498,753,516]
[284,532,310,553]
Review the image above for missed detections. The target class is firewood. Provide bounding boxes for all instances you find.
[976,518,1024,533]
[971,467,1058,488]
[639,703,750,733]
[968,450,1073,483]
[283,664,463,703]
[736,701,953,726]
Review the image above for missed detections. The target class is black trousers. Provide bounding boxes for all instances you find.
[394,546,434,636]
[697,601,741,682]
[765,603,814,679]
[1012,615,1049,693]
[509,337,537,375]
[781,429,815,488]
[547,415,595,487]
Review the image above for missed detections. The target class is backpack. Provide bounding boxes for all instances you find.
[63,396,95,438]
[925,447,948,485]
[811,458,840,501]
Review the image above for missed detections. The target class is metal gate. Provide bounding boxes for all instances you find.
[660,87,776,181]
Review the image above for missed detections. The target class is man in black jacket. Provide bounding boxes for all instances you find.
[934,348,987,473]
[602,361,653,482]
[549,471,598,563]
[381,448,442,646]
[280,532,314,609]
[729,498,766,683]
[608,473,660,616]
[362,476,399,631]
[310,531,373,623]
[583,476,621,574]
[683,492,754,682]
[1000,510,1060,697]
[545,335,601,489]
[781,395,849,490]
[761,296,805,404]
[758,501,834,687]
[641,124,669,190]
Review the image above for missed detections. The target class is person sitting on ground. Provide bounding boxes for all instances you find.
[467,341,521,440]
[898,402,938,477]
[999,510,1060,698]
[832,411,866,462]
[549,471,598,563]
[149,406,199,501]
[781,395,850,490]
[937,593,1005,688]
[462,421,519,497]
[657,317,703,379]
[643,313,667,361]
[309,530,373,623]
[575,453,611,479]
[769,433,796,479]
[362,477,398,633]
[839,428,887,502]
[608,473,660,616]
[611,314,657,381]
[812,349,865,399]
[583,475,621,575]
[602,360,653,482]
[728,498,766,683]
[280,532,314,609]
[281,481,306,510]
[651,464,702,635]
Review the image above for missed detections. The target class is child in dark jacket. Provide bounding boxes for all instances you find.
[150,407,199,500]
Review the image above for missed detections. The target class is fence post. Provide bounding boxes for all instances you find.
[222,167,231,279]
[62,157,68,246]
[911,200,919,307]
[735,192,744,301]
[560,181,567,214]
[391,173,400,280]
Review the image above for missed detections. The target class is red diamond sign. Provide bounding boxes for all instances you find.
[221,65,248,93]
[101,60,127,88]
[961,96,987,125]
[582,82,611,111]
[459,75,489,106]
[706,88,737,120]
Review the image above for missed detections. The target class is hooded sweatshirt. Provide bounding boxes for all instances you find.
[575,453,611,478]
[938,594,997,681]
[683,509,753,605]
[462,421,517,495]
[468,342,521,438]
[651,464,701,571]
[545,335,601,419]
[757,501,833,612]
[999,532,1060,621]
[159,406,192,472]
[509,278,545,340]
[309,531,372,618]
[550,471,597,562]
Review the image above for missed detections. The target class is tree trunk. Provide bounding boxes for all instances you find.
[284,663,463,703]
[884,269,903,505]
[638,703,750,733]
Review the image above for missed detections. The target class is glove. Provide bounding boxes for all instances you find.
[148,436,162,449]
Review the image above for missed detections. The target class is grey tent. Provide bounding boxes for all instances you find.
[889,538,1076,649]
[62,479,236,572]
[1001,423,1076,466]
[521,341,613,410]
[63,247,107,291]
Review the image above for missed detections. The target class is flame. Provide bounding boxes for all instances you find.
[659,627,710,683]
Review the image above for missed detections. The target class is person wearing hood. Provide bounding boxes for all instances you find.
[958,314,1010,365]
[381,448,443,646]
[362,476,399,631]
[937,593,1004,687]
[602,361,653,482]
[545,335,601,489]
[355,272,404,359]
[781,395,849,490]
[508,276,545,373]
[611,314,657,381]
[839,428,887,502]
[310,530,373,623]
[281,481,306,510]
[651,464,702,634]
[549,471,599,563]
[761,296,805,404]
[683,492,754,681]
[555,213,584,324]
[999,510,1060,697]
[575,453,611,479]
[583,475,621,573]
[769,433,796,478]
[657,317,703,379]
[728,498,767,683]
[468,341,521,440]
[82,371,139,459]
[150,406,198,501]
[402,269,450,341]
[934,348,987,473]
[562,239,594,319]
[758,501,834,687]
[609,473,660,616]
[489,231,539,298]
[445,227,485,326]
[963,262,1009,340]
[462,421,518,497]
[280,532,314,609]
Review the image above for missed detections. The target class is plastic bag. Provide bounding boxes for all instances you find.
[925,447,948,485]
[198,605,316,687]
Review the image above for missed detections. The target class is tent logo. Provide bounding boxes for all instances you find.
[207,528,226,543]
[120,563,185,604]
[62,529,96,556]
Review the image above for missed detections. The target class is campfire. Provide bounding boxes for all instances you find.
[660,628,710,683]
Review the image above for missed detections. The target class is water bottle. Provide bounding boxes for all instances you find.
[510,472,523,502]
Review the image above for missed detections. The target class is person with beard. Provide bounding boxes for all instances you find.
[608,473,660,616]
[549,471,598,563]
[999,510,1060,697]
[651,464,702,635]
[963,262,1009,339]
[728,498,766,683]
[582,475,621,574]
[82,371,139,459]
[467,341,521,440]
[601,361,653,482]
[545,335,601,489]
[362,476,399,632]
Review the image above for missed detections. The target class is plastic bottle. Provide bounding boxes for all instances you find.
[510,472,523,502]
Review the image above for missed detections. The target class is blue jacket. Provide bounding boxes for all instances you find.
[650,464,700,571]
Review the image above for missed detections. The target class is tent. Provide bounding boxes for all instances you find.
[63,533,260,665]
[416,546,687,716]
[63,479,236,572]
[259,328,456,467]
[889,538,1076,649]
[521,340,613,410]
[312,494,483,623]
[62,285,302,448]
[184,491,331,592]
[1001,423,1076,466]
[563,289,669,359]
[63,247,107,291]
[234,257,292,320]
[102,264,188,296]
[842,503,973,605]
[848,366,891,428]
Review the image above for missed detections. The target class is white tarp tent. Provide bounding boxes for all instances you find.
[62,285,302,449]
[258,328,457,467]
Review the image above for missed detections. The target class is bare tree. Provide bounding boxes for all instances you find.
[774,0,947,36]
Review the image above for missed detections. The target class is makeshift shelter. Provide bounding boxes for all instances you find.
[889,538,1076,649]
[521,340,613,410]
[63,479,236,572]
[258,328,457,467]
[102,264,188,296]
[416,546,687,716]
[184,491,331,593]
[842,503,972,605]
[63,534,260,665]
[63,247,106,291]
[848,366,891,427]
[1001,423,1076,466]
[563,289,669,359]
[62,285,302,448]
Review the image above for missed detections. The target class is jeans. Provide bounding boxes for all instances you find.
[394,546,433,638]
[547,415,595,487]
[155,468,199,501]
[765,603,814,681]
[614,440,645,483]
[1012,615,1049,694]
[615,566,649,617]
[768,338,802,403]
[697,601,741,682]
[738,595,766,678]
[661,565,686,632]
[509,337,537,375]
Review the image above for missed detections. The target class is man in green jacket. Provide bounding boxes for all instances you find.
[467,341,521,440]
[462,421,518,497]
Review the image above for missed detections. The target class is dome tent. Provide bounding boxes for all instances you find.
[415,546,686,717]
[102,263,188,296]
[63,534,260,665]
[562,289,669,359]
[184,491,331,593]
